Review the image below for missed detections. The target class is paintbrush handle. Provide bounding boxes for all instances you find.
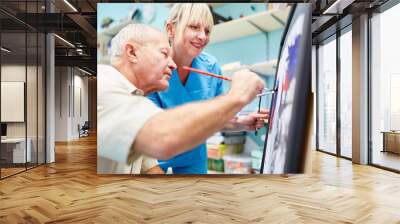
[182,66,232,81]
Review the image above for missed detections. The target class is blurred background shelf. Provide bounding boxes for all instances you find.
[210,8,290,44]
[221,59,277,77]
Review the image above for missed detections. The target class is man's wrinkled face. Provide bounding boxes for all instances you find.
[134,35,177,93]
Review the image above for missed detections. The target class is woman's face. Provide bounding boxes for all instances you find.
[174,22,211,59]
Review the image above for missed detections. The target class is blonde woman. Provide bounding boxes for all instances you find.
[148,3,268,174]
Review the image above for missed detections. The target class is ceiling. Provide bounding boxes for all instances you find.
[311,0,390,42]
[0,0,395,75]
[0,0,98,74]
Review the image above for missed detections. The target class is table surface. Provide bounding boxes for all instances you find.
[1,138,27,143]
[381,131,400,134]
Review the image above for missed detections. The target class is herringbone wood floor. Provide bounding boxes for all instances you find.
[1,135,400,223]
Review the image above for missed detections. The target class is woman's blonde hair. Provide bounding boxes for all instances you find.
[166,3,214,40]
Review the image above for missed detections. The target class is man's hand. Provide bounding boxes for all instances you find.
[227,69,264,106]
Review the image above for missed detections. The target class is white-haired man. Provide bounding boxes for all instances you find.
[98,24,265,174]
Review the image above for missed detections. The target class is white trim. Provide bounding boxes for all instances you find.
[63,0,78,12]
[54,34,75,48]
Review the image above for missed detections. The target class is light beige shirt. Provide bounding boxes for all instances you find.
[97,64,161,174]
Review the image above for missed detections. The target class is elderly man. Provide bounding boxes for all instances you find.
[98,24,265,174]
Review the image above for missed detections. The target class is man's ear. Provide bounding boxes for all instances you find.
[124,42,138,63]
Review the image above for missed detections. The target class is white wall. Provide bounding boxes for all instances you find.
[1,63,46,163]
[1,65,37,138]
[1,65,27,147]
[55,66,69,141]
[73,73,89,137]
[55,67,89,141]
[1,66,25,127]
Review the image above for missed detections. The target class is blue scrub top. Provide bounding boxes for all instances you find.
[147,52,224,174]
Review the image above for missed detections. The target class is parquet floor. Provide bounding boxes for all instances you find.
[0,135,400,223]
[1,167,26,177]
[372,150,400,171]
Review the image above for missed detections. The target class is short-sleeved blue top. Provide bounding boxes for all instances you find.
[147,52,224,174]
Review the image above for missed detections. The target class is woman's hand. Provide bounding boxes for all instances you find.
[236,109,269,131]
[223,109,269,131]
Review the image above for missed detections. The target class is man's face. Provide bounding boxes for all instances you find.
[134,35,177,93]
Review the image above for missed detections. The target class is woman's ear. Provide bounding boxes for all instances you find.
[124,42,138,64]
[166,23,175,40]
